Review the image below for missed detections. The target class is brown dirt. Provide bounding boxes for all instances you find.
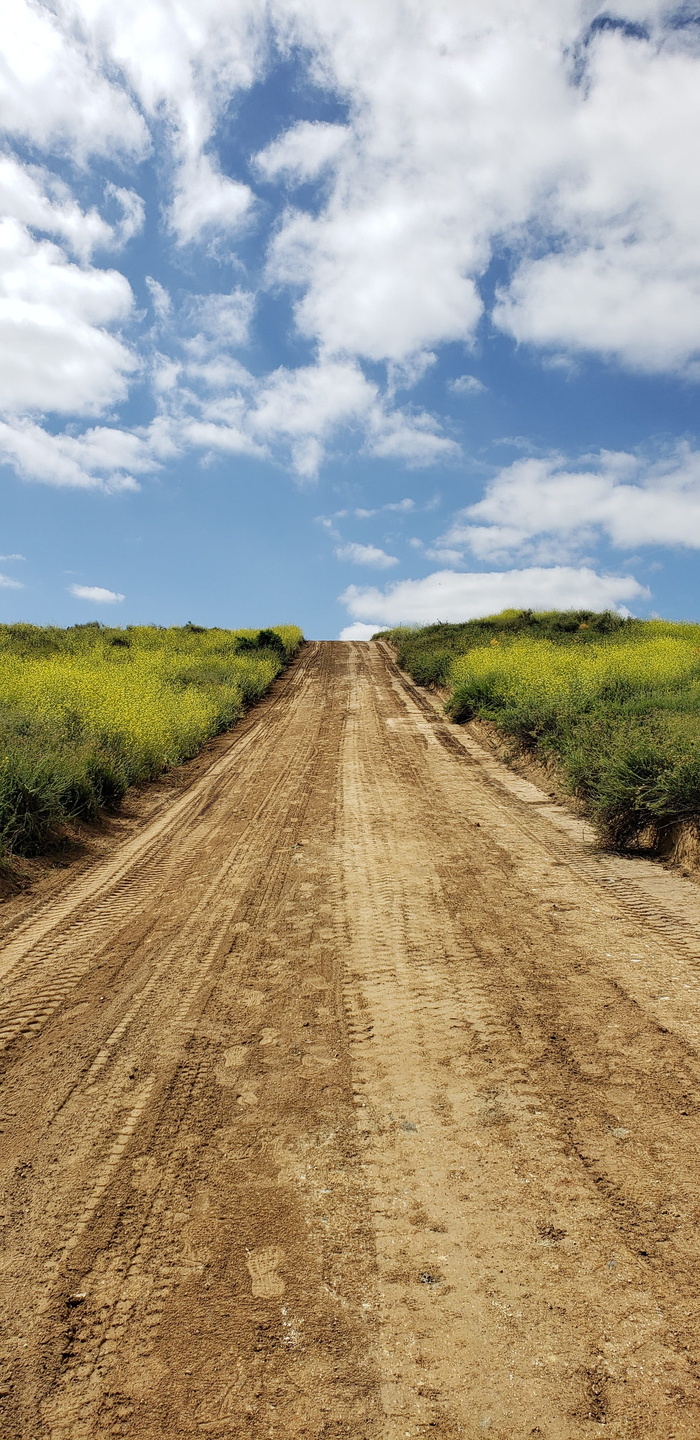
[2,640,700,1438]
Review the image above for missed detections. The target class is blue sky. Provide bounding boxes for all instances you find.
[2,1,700,638]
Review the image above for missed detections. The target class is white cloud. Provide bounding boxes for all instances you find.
[256,121,350,181]
[60,0,261,240]
[384,498,415,513]
[425,547,464,565]
[0,155,110,261]
[0,159,145,266]
[170,153,253,244]
[2,0,700,503]
[0,419,162,490]
[180,418,264,458]
[5,0,700,395]
[496,246,700,375]
[338,621,386,640]
[68,584,125,603]
[387,351,437,395]
[186,358,252,391]
[146,276,172,321]
[248,359,378,477]
[0,0,147,158]
[0,573,22,589]
[105,184,145,247]
[260,2,700,379]
[0,219,135,415]
[186,290,255,348]
[335,542,398,569]
[450,374,486,395]
[263,0,570,366]
[341,566,649,627]
[494,23,700,373]
[366,408,459,466]
[218,357,458,477]
[441,445,700,563]
[268,201,483,365]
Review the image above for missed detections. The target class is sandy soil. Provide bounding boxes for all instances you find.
[2,640,700,1438]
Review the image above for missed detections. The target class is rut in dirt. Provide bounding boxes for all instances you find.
[1,640,700,1438]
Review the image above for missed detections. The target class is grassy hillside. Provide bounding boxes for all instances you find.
[380,612,700,852]
[0,623,303,857]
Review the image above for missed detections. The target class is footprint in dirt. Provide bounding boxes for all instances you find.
[246,1245,285,1298]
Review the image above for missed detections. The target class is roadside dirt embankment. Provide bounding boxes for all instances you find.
[2,640,700,1437]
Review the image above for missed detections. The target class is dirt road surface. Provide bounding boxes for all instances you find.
[2,641,700,1438]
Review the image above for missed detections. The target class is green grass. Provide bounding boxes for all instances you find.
[379,611,700,852]
[0,623,303,857]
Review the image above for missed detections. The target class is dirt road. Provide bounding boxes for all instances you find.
[2,641,700,1438]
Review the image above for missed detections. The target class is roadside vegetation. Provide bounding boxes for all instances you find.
[0,623,302,858]
[380,611,700,853]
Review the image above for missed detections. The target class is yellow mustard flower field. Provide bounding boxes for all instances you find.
[0,623,303,855]
[383,611,700,850]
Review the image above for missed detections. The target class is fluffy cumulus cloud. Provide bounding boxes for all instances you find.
[171,357,455,479]
[341,566,649,627]
[56,0,261,242]
[0,155,110,262]
[263,0,700,375]
[265,0,558,362]
[248,360,377,478]
[170,154,252,245]
[0,419,165,491]
[440,445,700,563]
[0,219,136,418]
[338,621,387,640]
[494,22,700,373]
[1,0,700,498]
[0,0,148,157]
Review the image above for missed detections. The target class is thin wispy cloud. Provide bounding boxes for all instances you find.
[68,584,125,604]
[450,376,486,396]
[335,543,399,570]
